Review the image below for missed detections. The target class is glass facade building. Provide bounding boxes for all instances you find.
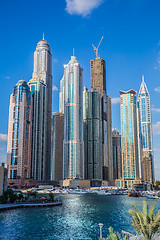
[7,80,31,179]
[30,37,52,180]
[137,76,154,182]
[28,77,46,180]
[83,88,102,180]
[119,90,140,188]
[63,56,84,179]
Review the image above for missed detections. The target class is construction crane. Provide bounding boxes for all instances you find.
[92,36,104,58]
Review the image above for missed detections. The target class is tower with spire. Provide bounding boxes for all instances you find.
[137,75,154,183]
[29,35,52,180]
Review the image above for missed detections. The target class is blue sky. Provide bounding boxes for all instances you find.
[0,0,160,179]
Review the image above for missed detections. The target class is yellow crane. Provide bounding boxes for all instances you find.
[92,36,104,58]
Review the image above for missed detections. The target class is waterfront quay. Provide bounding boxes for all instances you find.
[0,200,62,211]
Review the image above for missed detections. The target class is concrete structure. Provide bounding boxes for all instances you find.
[28,76,46,180]
[137,75,154,183]
[7,80,31,179]
[0,164,8,196]
[63,56,84,179]
[90,57,113,181]
[32,37,52,180]
[91,58,106,96]
[83,88,103,180]
[112,130,122,180]
[51,112,64,180]
[119,89,140,188]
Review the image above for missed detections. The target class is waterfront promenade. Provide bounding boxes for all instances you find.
[0,200,62,211]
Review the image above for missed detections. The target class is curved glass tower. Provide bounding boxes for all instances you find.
[63,56,84,179]
[7,80,31,179]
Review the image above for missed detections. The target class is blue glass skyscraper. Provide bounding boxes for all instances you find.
[7,80,31,179]
[63,56,84,179]
[137,76,154,182]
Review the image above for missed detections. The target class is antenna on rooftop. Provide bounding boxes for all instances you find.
[92,36,104,58]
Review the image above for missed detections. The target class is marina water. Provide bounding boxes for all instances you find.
[0,194,160,240]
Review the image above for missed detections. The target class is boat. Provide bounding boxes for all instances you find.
[128,191,139,197]
[67,189,87,194]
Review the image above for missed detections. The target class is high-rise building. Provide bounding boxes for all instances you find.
[28,76,46,180]
[112,130,122,180]
[31,37,52,180]
[0,163,8,196]
[137,76,154,183]
[90,57,113,181]
[59,76,64,113]
[63,56,84,179]
[106,95,113,180]
[51,112,64,180]
[119,89,140,188]
[91,58,106,96]
[83,87,102,180]
[7,80,31,179]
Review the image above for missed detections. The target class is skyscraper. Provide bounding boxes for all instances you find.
[59,76,64,113]
[112,130,122,180]
[31,37,52,180]
[63,56,84,179]
[137,76,154,183]
[83,87,102,180]
[119,90,140,188]
[7,80,31,179]
[90,56,113,181]
[28,76,46,180]
[51,112,64,180]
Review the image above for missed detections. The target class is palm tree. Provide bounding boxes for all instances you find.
[128,200,160,240]
[99,227,129,240]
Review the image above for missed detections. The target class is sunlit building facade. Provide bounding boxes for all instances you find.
[119,90,140,188]
[137,75,154,182]
[31,37,52,180]
[63,56,84,179]
[28,76,46,180]
[7,80,31,179]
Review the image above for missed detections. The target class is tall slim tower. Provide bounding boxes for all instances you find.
[28,76,46,180]
[112,130,122,180]
[32,37,52,180]
[90,55,113,181]
[119,90,140,188]
[83,87,103,180]
[137,76,154,183]
[7,80,31,179]
[63,56,84,179]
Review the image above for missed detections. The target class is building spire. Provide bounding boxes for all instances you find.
[43,33,44,40]
[142,75,144,83]
[73,48,75,56]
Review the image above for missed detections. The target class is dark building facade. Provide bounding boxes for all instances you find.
[83,88,103,180]
[112,130,122,180]
[51,112,64,180]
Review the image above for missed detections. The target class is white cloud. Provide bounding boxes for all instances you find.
[65,0,103,17]
[151,106,160,113]
[52,85,58,91]
[111,97,120,104]
[0,134,7,143]
[53,58,58,63]
[152,122,160,135]
[0,134,7,154]
[155,87,160,93]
